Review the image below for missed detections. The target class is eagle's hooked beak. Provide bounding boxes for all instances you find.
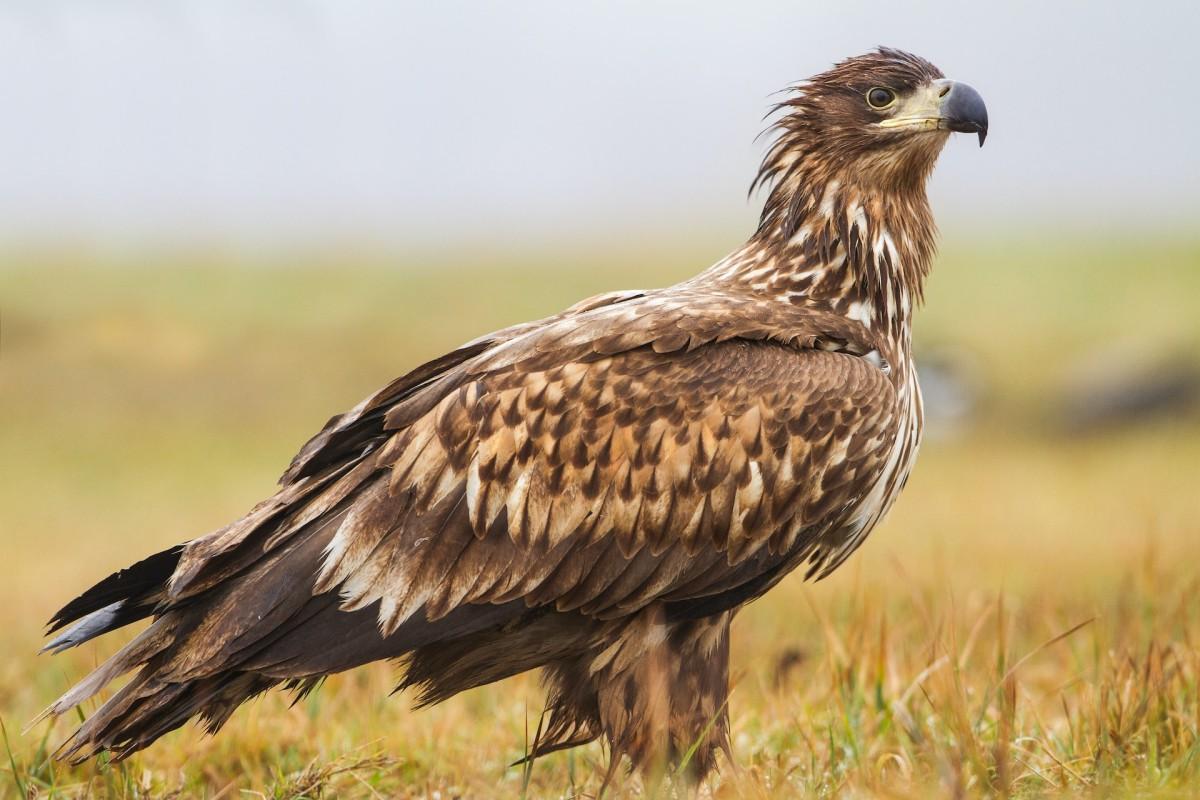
[879,79,989,146]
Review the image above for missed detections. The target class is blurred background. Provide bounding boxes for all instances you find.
[4,0,1200,246]
[1,1,1199,795]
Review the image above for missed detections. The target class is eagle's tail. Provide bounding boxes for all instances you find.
[37,500,527,764]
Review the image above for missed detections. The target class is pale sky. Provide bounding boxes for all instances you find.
[1,0,1197,248]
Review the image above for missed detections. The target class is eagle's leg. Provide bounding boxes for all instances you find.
[563,605,734,782]
[662,610,734,780]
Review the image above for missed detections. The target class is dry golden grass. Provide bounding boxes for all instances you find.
[2,234,1198,798]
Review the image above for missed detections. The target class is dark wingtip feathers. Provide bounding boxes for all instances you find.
[46,545,183,635]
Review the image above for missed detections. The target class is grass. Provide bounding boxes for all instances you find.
[1,232,1198,797]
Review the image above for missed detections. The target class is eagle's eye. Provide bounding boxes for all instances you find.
[866,87,897,110]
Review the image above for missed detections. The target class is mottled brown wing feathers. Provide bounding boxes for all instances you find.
[170,288,896,634]
[324,339,894,634]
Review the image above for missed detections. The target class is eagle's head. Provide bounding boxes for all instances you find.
[756,48,988,203]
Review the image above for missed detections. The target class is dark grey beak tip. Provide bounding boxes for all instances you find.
[943,81,989,148]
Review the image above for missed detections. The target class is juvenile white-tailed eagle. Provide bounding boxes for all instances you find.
[40,49,987,779]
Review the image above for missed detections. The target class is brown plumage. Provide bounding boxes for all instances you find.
[39,48,987,781]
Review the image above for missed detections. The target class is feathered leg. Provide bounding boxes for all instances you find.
[562,605,733,783]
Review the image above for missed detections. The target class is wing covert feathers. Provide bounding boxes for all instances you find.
[294,288,898,635]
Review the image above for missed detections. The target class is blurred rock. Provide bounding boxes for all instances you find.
[772,646,809,689]
[1053,346,1200,434]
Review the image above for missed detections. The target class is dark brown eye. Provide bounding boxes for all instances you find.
[866,87,896,109]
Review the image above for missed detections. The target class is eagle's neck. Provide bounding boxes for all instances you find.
[700,163,939,351]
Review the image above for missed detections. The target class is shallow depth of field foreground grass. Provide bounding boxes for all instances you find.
[2,233,1199,797]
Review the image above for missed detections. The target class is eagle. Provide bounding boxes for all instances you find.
[39,49,987,781]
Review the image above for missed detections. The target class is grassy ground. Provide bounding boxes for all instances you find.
[1,233,1198,798]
